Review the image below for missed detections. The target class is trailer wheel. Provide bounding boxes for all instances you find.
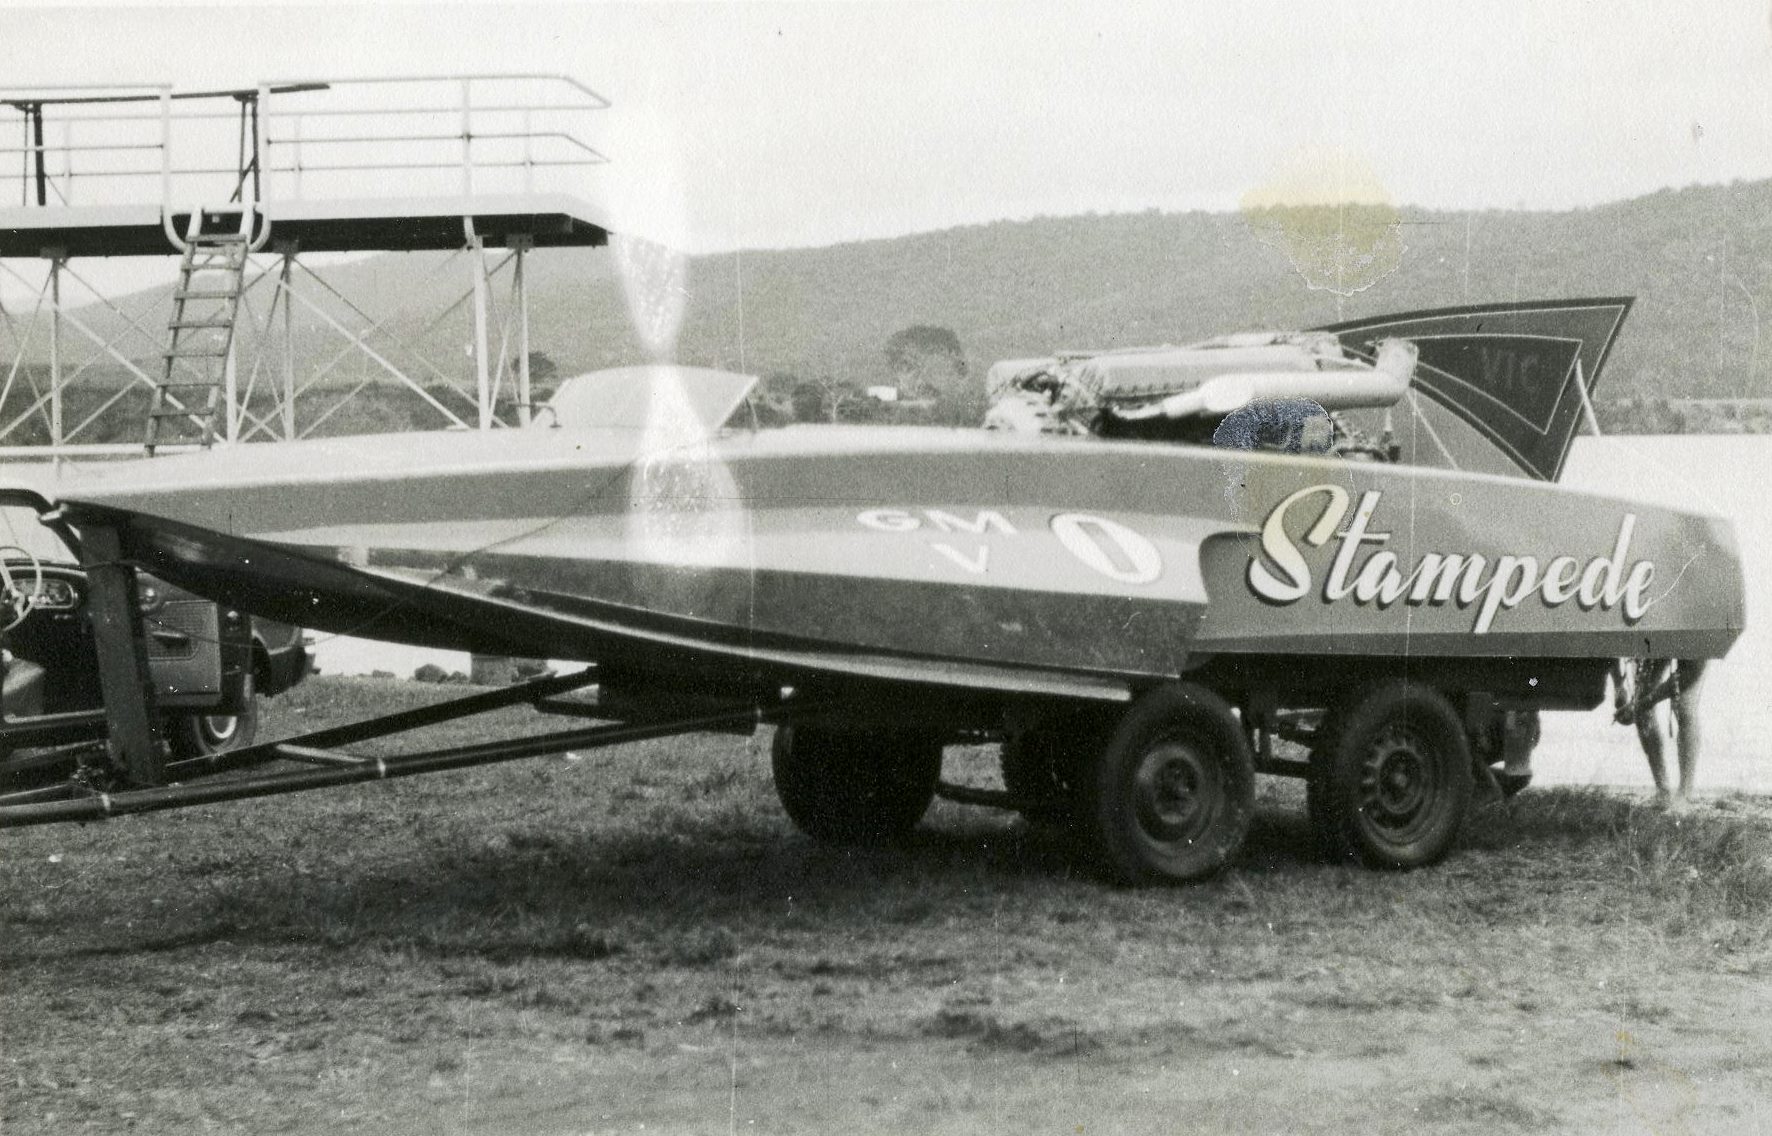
[1304,710,1341,849]
[1078,683,1254,885]
[1310,682,1472,869]
[771,724,942,845]
[1000,710,1111,824]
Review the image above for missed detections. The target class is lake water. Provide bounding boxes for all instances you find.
[315,434,1772,794]
[1537,435,1770,794]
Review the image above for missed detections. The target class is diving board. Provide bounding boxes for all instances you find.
[0,194,611,258]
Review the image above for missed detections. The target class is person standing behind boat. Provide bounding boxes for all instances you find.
[1210,397,1336,512]
[1210,398,1335,455]
[1612,657,1708,805]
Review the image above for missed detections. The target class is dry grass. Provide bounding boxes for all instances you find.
[3,676,1771,1134]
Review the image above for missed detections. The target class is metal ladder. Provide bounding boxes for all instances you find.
[144,209,254,455]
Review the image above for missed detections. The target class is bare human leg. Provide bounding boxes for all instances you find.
[1637,702,1671,804]
[1671,659,1707,802]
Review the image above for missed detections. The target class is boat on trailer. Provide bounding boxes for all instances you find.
[0,299,1745,883]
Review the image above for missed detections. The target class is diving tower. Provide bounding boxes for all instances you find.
[0,75,613,454]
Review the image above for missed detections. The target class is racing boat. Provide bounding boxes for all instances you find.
[2,299,1746,884]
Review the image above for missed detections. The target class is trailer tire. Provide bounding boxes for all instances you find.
[771,724,942,845]
[1310,681,1472,869]
[1078,683,1254,885]
[1000,710,1111,824]
[1304,710,1342,853]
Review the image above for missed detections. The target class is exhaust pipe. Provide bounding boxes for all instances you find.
[1116,337,1418,421]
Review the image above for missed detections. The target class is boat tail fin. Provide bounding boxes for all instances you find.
[1314,298,1632,481]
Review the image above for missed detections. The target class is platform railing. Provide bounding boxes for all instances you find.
[258,74,610,201]
[1,83,175,209]
[1,74,610,217]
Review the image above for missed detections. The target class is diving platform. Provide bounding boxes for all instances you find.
[0,194,610,258]
[0,75,624,450]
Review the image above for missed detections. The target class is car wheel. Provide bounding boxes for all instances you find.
[166,675,259,760]
[1496,771,1533,798]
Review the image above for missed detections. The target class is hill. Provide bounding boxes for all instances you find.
[645,179,1771,400]
[12,178,1771,437]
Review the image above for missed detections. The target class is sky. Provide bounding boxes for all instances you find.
[1,0,1769,260]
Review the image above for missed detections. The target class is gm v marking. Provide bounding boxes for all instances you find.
[856,508,1163,584]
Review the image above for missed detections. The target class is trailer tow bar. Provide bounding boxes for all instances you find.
[0,670,827,829]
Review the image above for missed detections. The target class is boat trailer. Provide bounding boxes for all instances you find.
[0,487,1654,884]
[0,495,1043,830]
[0,496,805,829]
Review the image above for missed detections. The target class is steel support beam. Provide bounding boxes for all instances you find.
[223,316,240,443]
[10,237,545,447]
[514,235,532,426]
[470,233,492,429]
[29,103,47,207]
[45,251,63,446]
[278,245,295,439]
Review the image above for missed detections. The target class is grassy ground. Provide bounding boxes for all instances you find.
[4,677,1771,1134]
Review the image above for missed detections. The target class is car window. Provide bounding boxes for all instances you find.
[0,506,77,565]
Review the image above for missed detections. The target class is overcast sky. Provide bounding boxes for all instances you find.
[3,0,1770,254]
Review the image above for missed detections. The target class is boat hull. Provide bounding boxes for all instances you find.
[27,422,1745,700]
